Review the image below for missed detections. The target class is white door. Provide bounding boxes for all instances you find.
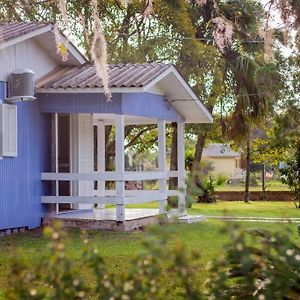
[70,114,94,210]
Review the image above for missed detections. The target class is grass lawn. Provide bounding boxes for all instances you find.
[1,201,299,298]
[0,220,299,299]
[127,201,300,218]
[216,180,289,191]
[189,201,300,218]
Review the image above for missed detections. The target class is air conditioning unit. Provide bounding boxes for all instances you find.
[6,69,36,102]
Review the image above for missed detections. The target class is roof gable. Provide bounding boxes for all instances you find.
[0,22,86,65]
[0,22,50,44]
[202,144,240,158]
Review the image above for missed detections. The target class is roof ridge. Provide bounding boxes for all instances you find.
[108,62,171,67]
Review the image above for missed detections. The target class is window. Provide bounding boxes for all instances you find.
[0,103,17,157]
[235,158,240,169]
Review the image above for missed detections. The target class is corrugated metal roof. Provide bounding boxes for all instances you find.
[202,144,240,158]
[36,63,172,89]
[0,21,50,42]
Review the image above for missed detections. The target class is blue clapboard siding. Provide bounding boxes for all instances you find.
[0,84,51,230]
[39,92,122,114]
[38,92,184,121]
[0,81,5,100]
[122,93,184,121]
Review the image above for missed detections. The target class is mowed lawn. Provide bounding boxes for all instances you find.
[216,180,289,191]
[128,201,300,218]
[0,201,300,298]
[0,218,300,299]
[189,201,300,218]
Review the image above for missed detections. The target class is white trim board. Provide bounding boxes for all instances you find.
[0,25,86,65]
[0,25,52,50]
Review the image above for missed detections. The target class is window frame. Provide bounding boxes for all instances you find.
[0,102,18,158]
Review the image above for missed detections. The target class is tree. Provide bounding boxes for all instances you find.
[0,0,282,204]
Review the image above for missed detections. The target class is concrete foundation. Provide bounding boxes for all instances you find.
[43,209,166,231]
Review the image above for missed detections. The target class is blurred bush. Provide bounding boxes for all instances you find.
[5,222,300,300]
[196,175,227,203]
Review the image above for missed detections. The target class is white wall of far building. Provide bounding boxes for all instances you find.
[203,156,243,179]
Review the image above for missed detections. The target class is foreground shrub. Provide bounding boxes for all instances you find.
[206,224,300,299]
[5,222,300,299]
[196,175,227,203]
[280,143,300,208]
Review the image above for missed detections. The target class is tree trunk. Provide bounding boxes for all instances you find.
[105,125,113,171]
[169,123,178,190]
[244,139,251,203]
[192,132,207,185]
[168,123,178,207]
[185,132,207,206]
[262,163,266,200]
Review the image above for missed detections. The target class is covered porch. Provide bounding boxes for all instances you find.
[41,112,186,222]
[37,63,212,227]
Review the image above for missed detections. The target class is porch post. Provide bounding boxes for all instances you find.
[177,121,187,215]
[158,120,167,214]
[97,120,105,209]
[54,113,59,215]
[115,114,125,221]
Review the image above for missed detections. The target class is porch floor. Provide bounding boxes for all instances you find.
[43,209,206,231]
[54,208,160,221]
[44,208,164,231]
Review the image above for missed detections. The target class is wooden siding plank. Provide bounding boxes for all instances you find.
[122,93,185,121]
[38,92,184,122]
[0,96,51,230]
[39,92,122,114]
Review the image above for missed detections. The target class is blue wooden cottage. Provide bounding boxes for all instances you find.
[0,22,212,232]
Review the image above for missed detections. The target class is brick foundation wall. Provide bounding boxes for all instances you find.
[0,227,28,237]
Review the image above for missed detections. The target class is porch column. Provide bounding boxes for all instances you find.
[54,113,59,215]
[97,120,105,209]
[115,114,125,221]
[177,121,187,215]
[158,120,167,214]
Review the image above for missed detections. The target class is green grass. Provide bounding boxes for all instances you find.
[1,201,299,298]
[127,201,300,218]
[216,180,289,191]
[0,220,299,299]
[189,201,300,218]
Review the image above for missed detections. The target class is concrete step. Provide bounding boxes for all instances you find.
[178,215,207,224]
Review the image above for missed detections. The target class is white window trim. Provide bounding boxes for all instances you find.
[0,102,18,157]
[0,100,1,160]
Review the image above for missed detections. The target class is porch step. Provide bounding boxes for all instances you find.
[178,215,207,224]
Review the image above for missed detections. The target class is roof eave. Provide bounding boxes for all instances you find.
[55,31,87,64]
[0,24,87,65]
[0,24,52,50]
[143,65,213,124]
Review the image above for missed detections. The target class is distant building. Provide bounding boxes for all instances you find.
[202,144,243,179]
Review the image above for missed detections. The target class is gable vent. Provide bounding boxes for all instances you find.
[6,69,36,102]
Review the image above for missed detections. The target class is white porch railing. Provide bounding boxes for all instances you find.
[42,171,175,181]
[41,171,182,206]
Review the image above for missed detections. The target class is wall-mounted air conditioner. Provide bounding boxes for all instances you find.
[6,69,36,102]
